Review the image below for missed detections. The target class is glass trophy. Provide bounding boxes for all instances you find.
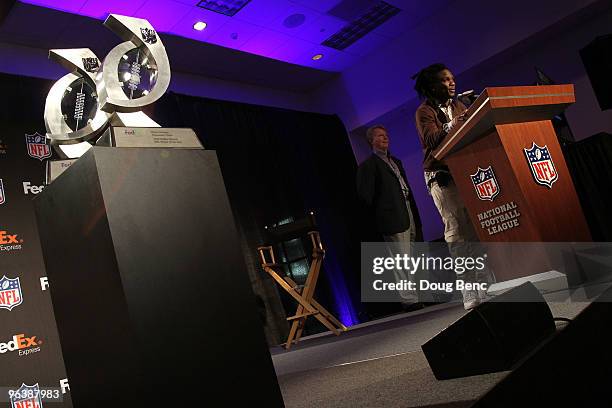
[117,46,158,101]
[60,77,98,132]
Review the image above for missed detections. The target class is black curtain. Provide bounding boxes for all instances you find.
[564,132,612,241]
[154,92,368,330]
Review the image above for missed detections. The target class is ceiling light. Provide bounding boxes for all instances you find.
[193,21,207,31]
[312,54,323,61]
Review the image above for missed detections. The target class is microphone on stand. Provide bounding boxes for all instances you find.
[457,89,479,107]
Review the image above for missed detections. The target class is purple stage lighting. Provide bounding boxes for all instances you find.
[18,0,402,72]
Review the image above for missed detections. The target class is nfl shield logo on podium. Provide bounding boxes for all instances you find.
[25,133,51,161]
[524,142,558,188]
[0,276,23,311]
[470,166,500,201]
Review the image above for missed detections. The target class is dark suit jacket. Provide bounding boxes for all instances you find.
[356,153,423,238]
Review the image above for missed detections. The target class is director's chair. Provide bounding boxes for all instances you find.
[257,213,347,350]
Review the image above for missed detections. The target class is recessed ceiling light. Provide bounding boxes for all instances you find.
[193,21,207,31]
[312,54,324,61]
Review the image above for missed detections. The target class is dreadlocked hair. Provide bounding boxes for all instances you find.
[412,63,449,100]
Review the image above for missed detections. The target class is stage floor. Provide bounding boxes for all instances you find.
[272,291,595,408]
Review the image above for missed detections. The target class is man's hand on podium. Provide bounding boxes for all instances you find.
[457,110,469,121]
[447,111,468,132]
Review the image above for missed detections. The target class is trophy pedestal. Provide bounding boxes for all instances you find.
[34,147,284,406]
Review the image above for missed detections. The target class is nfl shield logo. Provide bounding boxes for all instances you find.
[470,166,500,201]
[10,383,42,408]
[25,133,51,161]
[0,276,23,311]
[82,57,100,73]
[0,178,5,205]
[524,142,558,188]
[140,27,157,44]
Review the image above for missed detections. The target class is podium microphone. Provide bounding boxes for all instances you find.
[457,89,479,107]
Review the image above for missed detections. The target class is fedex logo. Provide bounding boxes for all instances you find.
[40,277,49,291]
[0,230,22,245]
[0,334,41,355]
[0,230,23,252]
[22,182,44,195]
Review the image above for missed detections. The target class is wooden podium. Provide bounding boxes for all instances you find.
[433,85,590,281]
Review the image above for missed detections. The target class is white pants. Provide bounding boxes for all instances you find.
[430,179,494,285]
[382,198,419,303]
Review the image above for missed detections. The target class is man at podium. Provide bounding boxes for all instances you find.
[413,63,493,310]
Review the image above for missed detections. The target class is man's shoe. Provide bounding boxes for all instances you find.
[462,290,481,311]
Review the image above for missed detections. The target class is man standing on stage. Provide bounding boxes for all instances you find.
[356,125,424,311]
[413,63,493,310]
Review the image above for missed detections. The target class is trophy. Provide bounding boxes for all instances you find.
[44,48,110,180]
[43,14,202,183]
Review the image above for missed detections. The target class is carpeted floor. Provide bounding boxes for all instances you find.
[278,348,506,408]
[272,299,591,408]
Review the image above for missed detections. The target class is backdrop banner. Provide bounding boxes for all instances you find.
[0,86,72,406]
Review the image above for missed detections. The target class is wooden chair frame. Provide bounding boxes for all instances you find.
[257,231,347,350]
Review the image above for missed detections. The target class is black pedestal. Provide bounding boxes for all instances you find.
[34,147,284,407]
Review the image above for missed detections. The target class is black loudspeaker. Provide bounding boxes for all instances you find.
[580,34,612,111]
[422,282,555,380]
[473,284,612,407]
